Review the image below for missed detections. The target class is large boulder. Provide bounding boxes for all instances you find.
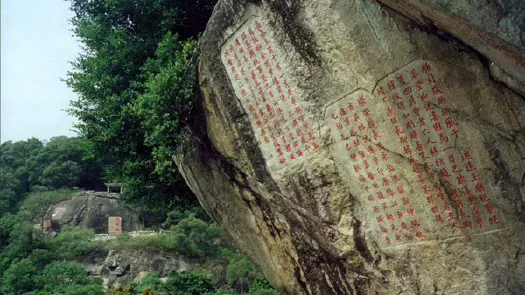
[46,192,141,234]
[177,0,525,294]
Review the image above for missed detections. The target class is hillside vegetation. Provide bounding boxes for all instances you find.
[0,145,279,294]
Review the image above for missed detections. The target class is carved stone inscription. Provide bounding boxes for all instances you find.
[377,61,502,233]
[108,216,122,234]
[221,18,319,170]
[328,90,428,245]
[328,60,502,247]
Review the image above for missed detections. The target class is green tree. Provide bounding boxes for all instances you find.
[59,284,105,295]
[40,161,82,188]
[135,272,166,294]
[248,277,280,295]
[0,138,43,213]
[35,261,103,294]
[135,33,197,180]
[0,213,18,249]
[164,272,215,295]
[36,261,88,287]
[0,220,43,275]
[66,0,216,226]
[0,139,43,181]
[107,284,137,295]
[0,258,38,295]
[226,254,259,293]
[170,214,224,258]
[43,226,100,260]
[0,136,104,216]
[25,136,104,190]
[0,189,17,217]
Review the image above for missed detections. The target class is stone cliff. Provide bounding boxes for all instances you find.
[176,0,525,294]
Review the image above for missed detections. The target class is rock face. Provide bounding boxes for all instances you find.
[46,192,141,234]
[176,0,525,294]
[82,249,227,287]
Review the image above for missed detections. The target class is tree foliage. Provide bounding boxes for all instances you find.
[0,258,38,295]
[35,261,103,294]
[0,138,43,214]
[66,0,216,224]
[0,137,104,215]
[0,216,105,295]
[226,254,259,293]
[110,213,223,259]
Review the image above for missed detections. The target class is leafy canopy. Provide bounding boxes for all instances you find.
[0,137,104,215]
[66,0,215,225]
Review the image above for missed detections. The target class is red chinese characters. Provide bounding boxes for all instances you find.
[329,91,423,246]
[377,61,501,233]
[222,20,319,166]
[108,216,122,234]
[115,217,121,233]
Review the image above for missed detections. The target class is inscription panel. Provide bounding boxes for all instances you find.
[221,17,319,170]
[108,216,122,234]
[377,60,502,234]
[327,90,429,246]
[328,60,503,247]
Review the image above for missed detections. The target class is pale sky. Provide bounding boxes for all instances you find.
[1,0,80,143]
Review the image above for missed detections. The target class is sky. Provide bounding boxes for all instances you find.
[1,0,81,143]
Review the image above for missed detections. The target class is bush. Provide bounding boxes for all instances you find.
[163,207,210,228]
[164,272,215,295]
[0,258,38,295]
[110,233,179,253]
[107,271,280,295]
[226,254,258,293]
[0,213,18,248]
[0,220,43,275]
[170,213,224,258]
[107,284,136,295]
[110,213,224,259]
[58,284,105,295]
[135,272,166,294]
[35,261,103,294]
[44,226,101,260]
[249,277,280,295]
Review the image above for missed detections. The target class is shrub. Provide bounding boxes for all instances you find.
[110,213,224,259]
[226,254,258,293]
[164,272,215,295]
[107,284,136,295]
[110,233,179,253]
[249,277,280,295]
[44,226,101,260]
[35,261,102,293]
[170,214,224,258]
[136,272,166,294]
[0,258,38,295]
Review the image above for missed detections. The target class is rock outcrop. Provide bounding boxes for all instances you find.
[82,249,228,287]
[46,192,141,234]
[177,0,525,294]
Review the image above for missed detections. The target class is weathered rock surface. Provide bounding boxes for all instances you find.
[177,0,525,294]
[82,248,228,287]
[46,192,141,234]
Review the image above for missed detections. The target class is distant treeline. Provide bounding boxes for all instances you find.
[0,136,105,215]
